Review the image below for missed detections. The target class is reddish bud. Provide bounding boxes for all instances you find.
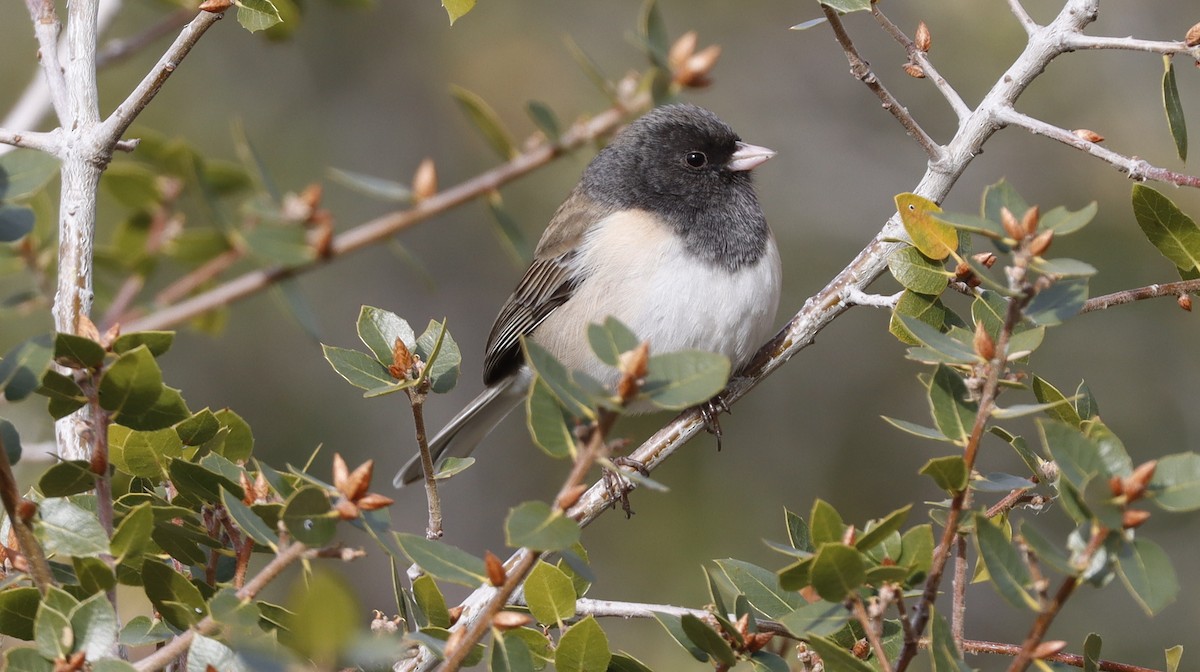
[356,492,395,511]
[1123,460,1158,501]
[413,158,437,202]
[492,611,534,631]
[972,251,998,268]
[1000,207,1023,240]
[448,605,464,625]
[1073,128,1105,143]
[676,44,722,88]
[198,0,232,12]
[389,339,415,380]
[1122,509,1151,529]
[1021,206,1040,236]
[669,31,699,69]
[485,550,506,587]
[617,341,650,402]
[1108,475,1124,498]
[902,62,926,79]
[1186,21,1200,47]
[1028,229,1054,257]
[78,315,101,344]
[974,321,996,361]
[17,500,37,523]
[1178,294,1193,312]
[852,638,871,659]
[1033,640,1069,659]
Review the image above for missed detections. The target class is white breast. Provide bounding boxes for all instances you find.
[531,209,781,387]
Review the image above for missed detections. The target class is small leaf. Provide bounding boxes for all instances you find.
[680,614,737,666]
[889,291,949,345]
[1149,452,1200,511]
[280,486,336,546]
[0,587,40,639]
[778,600,848,637]
[326,167,412,202]
[412,574,450,628]
[899,524,934,573]
[1018,522,1073,575]
[806,635,874,672]
[111,331,174,357]
[526,377,575,459]
[108,426,181,479]
[715,559,803,618]
[819,0,872,12]
[441,0,475,25]
[69,593,119,661]
[221,488,279,547]
[450,85,517,160]
[887,247,950,294]
[142,559,208,629]
[1162,56,1188,162]
[110,502,154,564]
[1032,376,1083,427]
[1083,633,1102,672]
[1030,258,1097,277]
[785,508,813,553]
[241,223,313,265]
[809,499,846,546]
[322,344,394,391]
[524,561,576,626]
[523,339,593,417]
[931,608,971,672]
[1025,278,1088,326]
[928,365,978,444]
[555,615,610,672]
[285,570,359,661]
[98,346,164,417]
[0,335,53,402]
[653,612,707,662]
[487,190,533,266]
[855,505,912,552]
[921,456,968,493]
[933,211,1006,239]
[896,193,957,260]
[357,306,415,363]
[526,100,561,141]
[810,543,866,602]
[1117,538,1179,615]
[1039,419,1106,489]
[983,180,1029,227]
[38,497,110,558]
[1132,184,1200,271]
[898,316,978,364]
[974,513,1038,610]
[641,350,730,410]
[505,501,581,551]
[1165,645,1184,672]
[394,533,488,587]
[37,460,96,497]
[1040,202,1099,236]
[415,319,461,394]
[881,416,950,442]
[232,0,283,32]
[586,317,641,367]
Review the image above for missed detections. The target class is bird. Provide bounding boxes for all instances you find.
[394,103,781,487]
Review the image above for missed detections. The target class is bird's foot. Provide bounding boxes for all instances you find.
[699,395,731,451]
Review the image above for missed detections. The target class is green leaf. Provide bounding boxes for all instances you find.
[212,408,253,461]
[394,533,488,587]
[0,587,40,639]
[1131,184,1200,271]
[108,426,181,479]
[1117,538,1179,615]
[810,543,866,602]
[526,100,561,141]
[0,203,34,242]
[221,488,279,547]
[37,460,96,497]
[102,162,160,209]
[98,345,164,417]
[819,0,872,12]
[69,593,118,660]
[982,180,1029,228]
[37,497,109,558]
[887,247,949,294]
[357,306,415,364]
[0,149,59,201]
[110,502,154,564]
[555,615,610,672]
[412,574,450,628]
[653,612,707,661]
[809,498,845,546]
[280,486,335,546]
[242,223,313,265]
[117,386,191,431]
[1083,633,1101,672]
[1018,522,1072,575]
[607,652,654,672]
[416,319,461,393]
[898,316,978,364]
[34,604,72,658]
[285,571,359,661]
[587,318,641,367]
[930,608,970,672]
[1039,419,1106,489]
[1162,56,1188,162]
[1165,645,1184,672]
[715,559,802,618]
[778,600,848,637]
[326,167,412,202]
[806,635,874,672]
[1030,258,1097,277]
[450,85,517,160]
[111,331,174,357]
[491,630,536,672]
[53,333,105,369]
[928,365,978,444]
[0,335,53,402]
[118,616,172,647]
[188,634,246,672]
[785,508,813,553]
[641,350,730,410]
[232,0,283,32]
[680,614,736,666]
[889,291,950,345]
[1031,376,1083,427]
[855,505,912,553]
[523,340,592,417]
[73,556,116,594]
[1150,452,1200,511]
[1025,278,1089,326]
[37,371,88,420]
[441,0,475,25]
[525,561,576,626]
[169,459,242,504]
[1040,202,1098,236]
[527,377,575,459]
[974,513,1038,610]
[900,524,934,573]
[175,408,220,446]
[897,193,956,260]
[881,415,950,442]
[505,501,581,551]
[322,344,395,391]
[142,559,208,629]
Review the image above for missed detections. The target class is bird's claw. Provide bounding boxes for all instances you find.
[699,395,730,451]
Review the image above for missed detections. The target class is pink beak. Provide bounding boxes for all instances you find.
[728,141,776,172]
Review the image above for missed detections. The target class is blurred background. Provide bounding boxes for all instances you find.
[1,0,1198,668]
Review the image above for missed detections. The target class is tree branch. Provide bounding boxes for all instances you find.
[963,638,1162,672]
[0,127,61,153]
[870,3,972,122]
[1082,278,1200,313]
[22,0,71,124]
[1064,34,1200,57]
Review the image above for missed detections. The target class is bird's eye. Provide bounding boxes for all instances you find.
[684,151,708,168]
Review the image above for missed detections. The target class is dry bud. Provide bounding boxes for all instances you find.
[1073,128,1105,143]
[1123,460,1158,501]
[310,216,334,259]
[852,638,871,659]
[1021,205,1040,236]
[356,492,395,511]
[1122,508,1151,529]
[1178,294,1193,312]
[78,314,102,344]
[492,611,534,631]
[1000,207,1023,240]
[332,453,349,491]
[413,158,437,202]
[915,21,932,52]
[17,499,37,523]
[841,525,856,546]
[1186,21,1200,47]
[744,632,774,653]
[334,499,359,520]
[556,483,588,511]
[669,31,699,69]
[1108,475,1124,498]
[676,44,722,88]
[974,321,996,361]
[617,341,651,402]
[485,550,507,587]
[902,62,926,79]
[1028,229,1054,257]
[389,338,415,380]
[1033,640,1069,659]
[972,251,998,268]
[448,605,464,625]
[342,459,374,501]
[299,183,323,212]
[954,261,981,288]
[102,322,121,350]
[198,0,232,12]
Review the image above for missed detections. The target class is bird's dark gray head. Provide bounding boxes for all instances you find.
[581,104,773,270]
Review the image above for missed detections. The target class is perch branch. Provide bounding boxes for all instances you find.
[1082,278,1200,313]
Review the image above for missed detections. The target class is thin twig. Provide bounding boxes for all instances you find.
[1064,34,1200,57]
[0,434,55,594]
[985,487,1037,518]
[132,539,312,672]
[870,3,972,122]
[96,7,195,68]
[995,107,1200,188]
[121,95,652,333]
[822,6,944,161]
[407,389,442,540]
[0,127,61,153]
[851,594,894,672]
[1082,278,1200,313]
[22,0,71,124]
[963,638,1161,672]
[1005,0,1038,35]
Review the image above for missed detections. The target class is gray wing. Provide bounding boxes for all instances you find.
[481,192,607,385]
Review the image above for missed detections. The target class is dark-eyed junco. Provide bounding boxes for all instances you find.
[394,104,780,487]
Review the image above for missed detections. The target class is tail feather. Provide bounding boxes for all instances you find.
[393,375,525,488]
